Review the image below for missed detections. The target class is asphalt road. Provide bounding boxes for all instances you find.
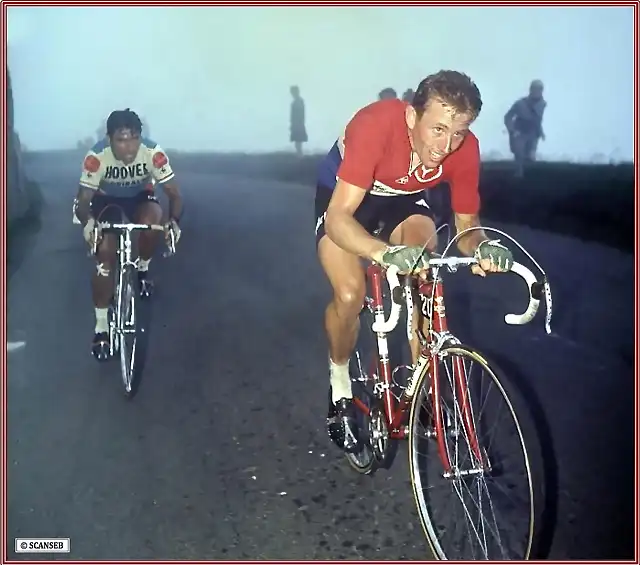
[6,153,636,560]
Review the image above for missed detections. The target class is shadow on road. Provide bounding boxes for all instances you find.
[480,348,560,559]
[7,217,42,282]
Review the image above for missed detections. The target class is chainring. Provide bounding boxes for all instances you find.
[368,405,391,462]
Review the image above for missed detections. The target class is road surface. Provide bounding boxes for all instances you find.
[6,153,636,560]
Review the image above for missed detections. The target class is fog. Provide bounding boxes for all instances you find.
[7,5,635,161]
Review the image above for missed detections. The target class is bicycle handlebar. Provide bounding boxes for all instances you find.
[89,222,176,257]
[371,257,546,334]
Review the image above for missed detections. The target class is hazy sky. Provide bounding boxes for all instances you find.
[6,5,636,161]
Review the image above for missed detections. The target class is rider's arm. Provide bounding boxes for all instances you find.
[148,146,183,222]
[76,152,104,226]
[162,181,183,222]
[449,134,489,256]
[324,106,388,262]
[454,213,487,256]
[75,186,95,226]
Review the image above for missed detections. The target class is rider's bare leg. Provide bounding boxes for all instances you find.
[389,214,438,365]
[93,233,118,321]
[318,235,366,403]
[134,200,163,297]
[135,200,163,273]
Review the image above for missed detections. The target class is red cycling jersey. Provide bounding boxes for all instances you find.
[317,98,480,215]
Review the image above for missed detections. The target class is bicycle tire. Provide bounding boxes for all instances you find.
[345,303,381,475]
[407,344,546,560]
[346,281,402,475]
[117,264,142,399]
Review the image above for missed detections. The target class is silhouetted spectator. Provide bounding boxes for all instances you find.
[402,88,415,103]
[504,79,547,178]
[289,85,307,156]
[378,87,397,100]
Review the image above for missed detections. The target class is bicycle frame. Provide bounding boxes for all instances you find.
[352,261,485,474]
[110,226,142,356]
[351,238,552,474]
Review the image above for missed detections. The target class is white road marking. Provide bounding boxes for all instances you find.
[7,341,27,352]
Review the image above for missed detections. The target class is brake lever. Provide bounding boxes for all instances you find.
[162,228,176,258]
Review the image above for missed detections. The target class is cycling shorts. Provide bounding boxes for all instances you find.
[314,184,435,248]
[90,191,159,225]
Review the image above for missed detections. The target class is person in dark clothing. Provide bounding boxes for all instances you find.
[289,85,308,156]
[504,79,547,178]
[402,88,415,103]
[378,87,397,100]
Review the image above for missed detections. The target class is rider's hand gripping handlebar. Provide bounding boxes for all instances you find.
[370,258,550,334]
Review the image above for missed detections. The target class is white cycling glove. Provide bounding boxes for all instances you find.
[83,217,99,245]
[165,219,181,246]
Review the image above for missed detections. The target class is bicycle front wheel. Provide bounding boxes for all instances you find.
[117,265,140,398]
[408,345,546,560]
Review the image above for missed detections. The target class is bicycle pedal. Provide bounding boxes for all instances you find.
[92,344,111,362]
[139,280,154,299]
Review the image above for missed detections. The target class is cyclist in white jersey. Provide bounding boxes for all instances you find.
[73,108,183,361]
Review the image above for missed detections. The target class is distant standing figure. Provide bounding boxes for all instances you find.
[504,79,547,178]
[378,87,397,100]
[290,85,307,156]
[402,88,415,103]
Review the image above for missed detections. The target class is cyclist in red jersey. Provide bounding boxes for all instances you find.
[314,70,515,453]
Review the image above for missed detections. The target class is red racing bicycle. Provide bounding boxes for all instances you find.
[344,225,553,560]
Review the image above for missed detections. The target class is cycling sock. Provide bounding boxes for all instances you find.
[95,308,109,334]
[329,357,352,403]
[137,258,151,272]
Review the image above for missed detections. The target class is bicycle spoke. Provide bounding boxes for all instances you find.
[409,346,542,560]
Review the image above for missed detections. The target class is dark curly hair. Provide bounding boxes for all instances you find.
[106,108,143,137]
[412,70,482,119]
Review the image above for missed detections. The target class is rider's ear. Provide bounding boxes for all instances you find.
[405,105,417,130]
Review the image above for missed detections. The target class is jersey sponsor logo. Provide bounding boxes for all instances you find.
[152,151,168,169]
[83,155,101,174]
[104,163,150,180]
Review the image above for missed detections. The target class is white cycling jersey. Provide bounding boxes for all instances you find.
[72,177,158,224]
[78,137,175,198]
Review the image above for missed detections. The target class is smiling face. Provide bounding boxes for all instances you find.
[405,98,475,169]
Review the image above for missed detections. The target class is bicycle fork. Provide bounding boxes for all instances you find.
[421,277,488,475]
[108,231,135,357]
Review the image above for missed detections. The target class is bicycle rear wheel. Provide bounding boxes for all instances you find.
[117,264,141,398]
[345,299,382,475]
[408,344,546,560]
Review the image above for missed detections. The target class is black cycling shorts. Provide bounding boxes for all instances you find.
[314,184,435,248]
[90,191,159,225]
